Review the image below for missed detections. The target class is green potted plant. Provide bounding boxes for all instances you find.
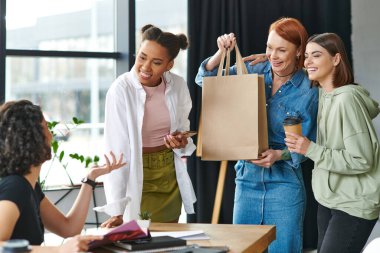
[137,210,152,229]
[41,117,107,227]
[40,117,99,190]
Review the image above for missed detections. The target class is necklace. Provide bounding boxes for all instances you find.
[272,68,297,78]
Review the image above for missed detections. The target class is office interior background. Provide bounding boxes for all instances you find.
[0,0,189,187]
[0,0,379,249]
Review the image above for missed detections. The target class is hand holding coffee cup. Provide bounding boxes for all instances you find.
[283,117,311,155]
[283,117,302,139]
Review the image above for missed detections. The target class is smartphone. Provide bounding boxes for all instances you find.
[183,131,197,137]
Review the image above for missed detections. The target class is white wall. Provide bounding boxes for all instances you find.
[352,0,380,246]
[351,0,380,135]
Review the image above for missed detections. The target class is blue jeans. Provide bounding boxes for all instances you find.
[233,160,305,253]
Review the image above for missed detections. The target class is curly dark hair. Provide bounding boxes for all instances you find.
[0,100,51,177]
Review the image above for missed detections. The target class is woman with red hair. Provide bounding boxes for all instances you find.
[195,17,318,253]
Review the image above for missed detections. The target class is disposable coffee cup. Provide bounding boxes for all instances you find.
[1,239,31,253]
[283,117,302,139]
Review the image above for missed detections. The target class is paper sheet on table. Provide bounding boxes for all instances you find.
[85,226,149,237]
[84,227,111,236]
[150,230,210,240]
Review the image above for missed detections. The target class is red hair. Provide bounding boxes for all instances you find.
[269,17,308,69]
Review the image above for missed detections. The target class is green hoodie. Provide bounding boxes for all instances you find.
[306,84,380,220]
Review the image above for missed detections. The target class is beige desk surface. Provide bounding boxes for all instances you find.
[95,223,275,253]
[150,223,275,253]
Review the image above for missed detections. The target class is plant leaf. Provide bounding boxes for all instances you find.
[59,151,65,162]
[40,179,46,190]
[50,130,57,137]
[72,117,84,125]
[138,210,152,220]
[85,157,92,168]
[47,121,59,130]
[51,140,59,154]
[69,153,80,160]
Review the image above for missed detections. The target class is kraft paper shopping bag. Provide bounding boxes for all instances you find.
[200,45,268,160]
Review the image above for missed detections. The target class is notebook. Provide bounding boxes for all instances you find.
[114,236,186,251]
[102,244,228,253]
[150,230,210,240]
[102,244,190,253]
[88,220,149,249]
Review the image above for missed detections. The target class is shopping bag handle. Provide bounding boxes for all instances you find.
[235,45,248,75]
[217,48,230,76]
[216,45,248,77]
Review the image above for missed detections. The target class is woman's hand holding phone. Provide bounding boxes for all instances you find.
[164,131,197,149]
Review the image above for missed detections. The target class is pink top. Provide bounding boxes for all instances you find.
[141,79,171,147]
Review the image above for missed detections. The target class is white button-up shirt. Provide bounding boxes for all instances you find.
[99,68,196,221]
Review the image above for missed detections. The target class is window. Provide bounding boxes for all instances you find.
[1,0,188,187]
[3,0,119,186]
[6,0,114,51]
[135,0,188,79]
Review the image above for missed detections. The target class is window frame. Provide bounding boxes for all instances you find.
[0,0,136,103]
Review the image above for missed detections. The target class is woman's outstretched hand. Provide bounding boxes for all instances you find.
[205,33,237,71]
[217,33,237,51]
[100,215,123,228]
[87,152,126,181]
[242,53,267,66]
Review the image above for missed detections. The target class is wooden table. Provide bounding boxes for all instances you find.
[95,223,275,253]
[151,223,275,253]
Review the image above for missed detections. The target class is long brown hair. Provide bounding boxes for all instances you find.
[307,33,354,87]
[269,17,308,69]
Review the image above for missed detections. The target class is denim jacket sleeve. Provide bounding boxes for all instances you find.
[286,86,319,168]
[195,57,244,87]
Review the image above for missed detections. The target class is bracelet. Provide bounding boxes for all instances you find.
[281,149,291,160]
[81,177,96,190]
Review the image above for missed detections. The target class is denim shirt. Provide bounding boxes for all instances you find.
[195,58,318,168]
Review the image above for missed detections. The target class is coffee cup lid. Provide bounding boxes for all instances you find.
[283,117,302,125]
[2,239,31,252]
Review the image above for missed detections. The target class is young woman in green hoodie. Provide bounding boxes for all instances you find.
[285,33,380,253]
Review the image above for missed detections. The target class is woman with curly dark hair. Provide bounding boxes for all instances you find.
[0,100,52,177]
[0,100,126,252]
